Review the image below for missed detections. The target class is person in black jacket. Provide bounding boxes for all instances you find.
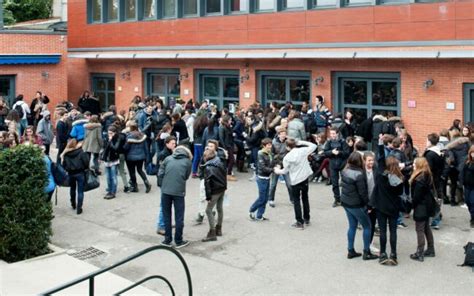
[61,138,90,215]
[219,114,236,181]
[78,90,101,115]
[460,145,474,228]
[324,127,351,207]
[369,136,404,265]
[55,110,69,163]
[101,126,121,200]
[409,157,436,262]
[202,149,228,242]
[249,138,274,221]
[340,152,378,261]
[171,112,190,147]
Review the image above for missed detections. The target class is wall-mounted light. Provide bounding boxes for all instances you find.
[41,71,49,79]
[314,76,324,86]
[179,73,189,81]
[240,74,250,84]
[423,79,434,89]
[121,71,131,80]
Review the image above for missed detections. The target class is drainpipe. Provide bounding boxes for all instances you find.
[0,0,4,30]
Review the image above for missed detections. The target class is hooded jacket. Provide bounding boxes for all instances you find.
[158,146,192,197]
[83,122,103,154]
[423,146,444,182]
[411,173,435,222]
[245,121,266,148]
[62,144,90,175]
[369,172,404,217]
[36,111,54,145]
[460,162,474,188]
[340,166,368,208]
[101,134,121,163]
[287,118,306,141]
[70,118,89,141]
[124,132,148,161]
[278,140,317,186]
[445,137,470,172]
[203,156,227,200]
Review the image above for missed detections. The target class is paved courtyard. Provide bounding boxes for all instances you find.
[50,170,474,295]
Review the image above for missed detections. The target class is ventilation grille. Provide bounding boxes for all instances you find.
[68,247,106,260]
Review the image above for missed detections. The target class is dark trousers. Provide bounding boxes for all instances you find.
[44,144,50,156]
[415,219,434,251]
[377,211,398,255]
[443,168,459,202]
[226,147,235,175]
[464,187,474,220]
[368,209,377,243]
[292,179,310,224]
[56,142,66,163]
[234,139,245,161]
[126,159,148,185]
[69,173,85,211]
[329,166,342,201]
[161,193,185,244]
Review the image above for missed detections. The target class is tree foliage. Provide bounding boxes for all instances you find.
[0,145,53,263]
[3,0,53,25]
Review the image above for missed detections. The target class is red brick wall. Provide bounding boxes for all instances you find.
[0,33,68,109]
[68,58,474,149]
[68,1,474,49]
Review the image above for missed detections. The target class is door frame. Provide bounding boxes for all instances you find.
[143,68,180,106]
[91,73,115,112]
[0,75,16,107]
[257,70,311,108]
[195,69,240,110]
[463,83,474,123]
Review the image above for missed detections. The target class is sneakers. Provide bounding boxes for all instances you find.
[363,250,379,260]
[249,212,256,221]
[410,252,424,262]
[160,240,172,247]
[347,249,362,259]
[291,222,304,230]
[104,193,116,200]
[175,240,190,249]
[304,220,311,226]
[332,201,341,208]
[430,222,440,230]
[389,254,398,266]
[397,222,408,229]
[268,201,275,208]
[255,216,269,222]
[379,253,389,265]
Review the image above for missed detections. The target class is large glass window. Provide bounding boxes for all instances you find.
[91,0,102,22]
[312,0,337,7]
[183,0,198,16]
[163,0,176,18]
[143,0,156,19]
[283,0,305,9]
[261,73,311,107]
[230,0,248,12]
[256,0,275,11]
[344,0,372,5]
[200,73,240,110]
[125,0,137,20]
[107,0,119,21]
[147,72,181,106]
[0,76,15,107]
[206,0,221,14]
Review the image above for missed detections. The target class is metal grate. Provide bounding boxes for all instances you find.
[68,247,107,260]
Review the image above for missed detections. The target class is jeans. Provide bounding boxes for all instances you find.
[234,139,245,161]
[105,164,118,194]
[88,152,100,172]
[376,211,398,255]
[206,191,225,229]
[70,173,85,211]
[250,177,270,219]
[464,187,474,220]
[156,205,165,230]
[146,138,156,164]
[192,144,203,174]
[292,179,310,224]
[20,118,27,136]
[161,193,185,244]
[126,159,148,185]
[249,147,259,167]
[344,207,372,251]
[268,172,292,202]
[330,166,342,201]
[415,219,434,251]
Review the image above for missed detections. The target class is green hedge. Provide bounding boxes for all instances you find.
[0,145,53,263]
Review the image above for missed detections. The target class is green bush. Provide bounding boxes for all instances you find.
[3,0,53,24]
[0,145,53,263]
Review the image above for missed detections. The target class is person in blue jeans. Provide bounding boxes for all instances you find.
[156,136,176,235]
[62,138,89,215]
[157,146,192,248]
[340,152,378,260]
[191,115,207,177]
[249,138,274,221]
[101,126,121,200]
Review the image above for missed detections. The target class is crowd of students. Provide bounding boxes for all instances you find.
[1,91,473,257]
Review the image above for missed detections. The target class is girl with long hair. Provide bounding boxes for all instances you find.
[460,145,474,228]
[20,125,43,146]
[192,115,208,177]
[409,157,436,262]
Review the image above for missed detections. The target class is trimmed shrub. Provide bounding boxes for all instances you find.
[0,145,53,263]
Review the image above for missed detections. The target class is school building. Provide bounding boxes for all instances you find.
[53,1,474,146]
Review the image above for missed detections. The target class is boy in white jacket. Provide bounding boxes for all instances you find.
[274,139,317,229]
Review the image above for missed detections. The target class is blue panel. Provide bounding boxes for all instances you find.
[0,55,61,65]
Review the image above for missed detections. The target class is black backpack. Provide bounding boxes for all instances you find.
[459,242,474,267]
[14,103,24,119]
[49,157,70,187]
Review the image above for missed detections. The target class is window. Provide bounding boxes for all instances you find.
[143,0,156,19]
[256,0,275,11]
[335,72,400,126]
[283,0,305,9]
[91,0,102,22]
[145,70,181,106]
[198,70,240,110]
[230,0,248,12]
[312,0,337,7]
[379,0,410,3]
[107,0,119,21]
[183,0,198,16]
[206,0,222,14]
[260,72,311,107]
[92,74,115,112]
[344,0,372,6]
[163,0,176,18]
[125,0,137,20]
[0,76,15,107]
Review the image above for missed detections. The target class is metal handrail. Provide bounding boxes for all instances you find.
[114,275,175,296]
[40,245,192,296]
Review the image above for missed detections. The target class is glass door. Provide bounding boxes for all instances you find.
[259,71,311,108]
[147,73,180,107]
[464,83,474,123]
[200,74,239,110]
[0,76,15,107]
[92,74,115,112]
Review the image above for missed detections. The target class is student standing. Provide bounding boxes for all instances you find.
[101,126,121,200]
[36,110,54,155]
[460,145,474,228]
[62,139,89,215]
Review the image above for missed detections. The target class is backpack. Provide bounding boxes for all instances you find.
[50,157,70,187]
[14,103,24,119]
[459,242,474,267]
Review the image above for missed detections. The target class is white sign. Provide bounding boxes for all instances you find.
[244,92,251,99]
[446,102,455,110]
[184,89,189,95]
